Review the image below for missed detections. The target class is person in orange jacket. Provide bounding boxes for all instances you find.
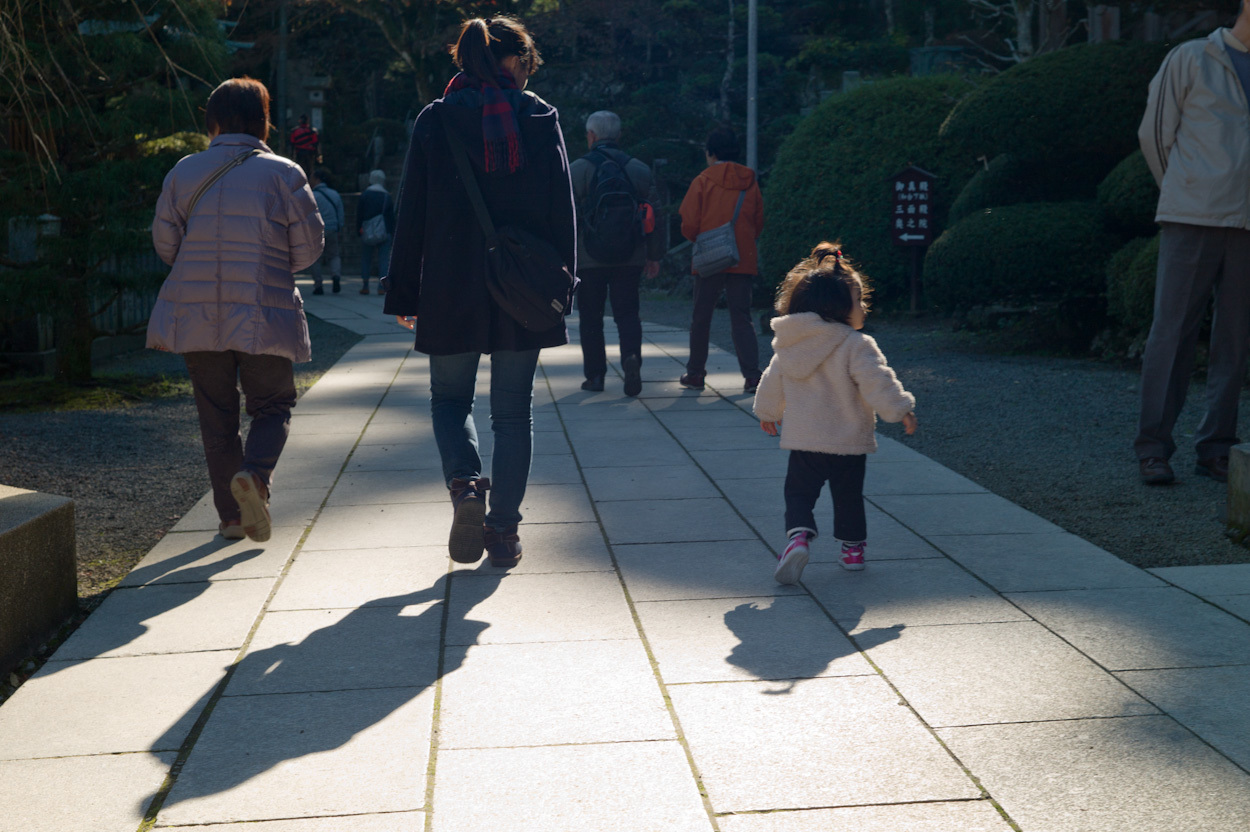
[678,126,765,393]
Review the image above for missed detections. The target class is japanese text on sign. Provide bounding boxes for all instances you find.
[890,167,935,247]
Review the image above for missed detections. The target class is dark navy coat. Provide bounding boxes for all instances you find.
[383,87,577,355]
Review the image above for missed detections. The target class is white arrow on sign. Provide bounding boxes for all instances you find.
[897,233,926,241]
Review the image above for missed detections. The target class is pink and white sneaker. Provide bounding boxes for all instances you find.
[775,531,812,585]
[840,541,866,571]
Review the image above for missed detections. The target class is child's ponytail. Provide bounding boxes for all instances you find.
[774,240,870,323]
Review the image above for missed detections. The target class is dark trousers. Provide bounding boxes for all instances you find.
[783,450,867,542]
[577,265,643,379]
[687,272,760,379]
[1136,223,1250,461]
[184,351,296,523]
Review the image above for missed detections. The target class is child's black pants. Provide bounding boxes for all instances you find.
[783,450,867,542]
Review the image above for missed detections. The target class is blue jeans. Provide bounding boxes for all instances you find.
[361,237,392,288]
[429,349,540,530]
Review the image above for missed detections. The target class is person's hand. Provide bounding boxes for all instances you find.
[760,420,780,436]
[902,412,918,435]
[644,260,660,280]
[396,316,416,331]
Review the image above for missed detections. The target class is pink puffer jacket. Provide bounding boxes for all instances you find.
[148,133,324,362]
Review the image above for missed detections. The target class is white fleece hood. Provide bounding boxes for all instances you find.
[768,312,855,380]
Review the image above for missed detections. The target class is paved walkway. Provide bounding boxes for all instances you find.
[4,287,1250,831]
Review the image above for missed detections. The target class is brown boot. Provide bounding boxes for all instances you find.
[484,524,522,568]
[448,477,490,563]
[1195,456,1230,483]
[1139,457,1175,485]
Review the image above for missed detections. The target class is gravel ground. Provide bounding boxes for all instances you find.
[0,315,363,610]
[638,291,1250,570]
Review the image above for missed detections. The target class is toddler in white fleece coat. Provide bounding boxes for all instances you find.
[754,243,916,584]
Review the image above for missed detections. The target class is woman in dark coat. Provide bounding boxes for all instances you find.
[384,15,576,568]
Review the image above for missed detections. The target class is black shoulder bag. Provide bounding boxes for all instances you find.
[441,118,576,332]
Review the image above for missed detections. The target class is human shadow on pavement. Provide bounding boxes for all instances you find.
[146,572,497,813]
[40,544,265,674]
[724,600,903,694]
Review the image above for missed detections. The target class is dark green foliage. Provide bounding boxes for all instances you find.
[1098,150,1160,237]
[925,201,1124,312]
[1106,233,1160,336]
[949,153,1125,223]
[1,1,227,381]
[939,42,1172,173]
[759,75,976,309]
[790,35,911,84]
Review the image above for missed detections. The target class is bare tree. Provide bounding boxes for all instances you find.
[719,0,735,122]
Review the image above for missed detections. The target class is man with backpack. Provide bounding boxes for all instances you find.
[571,111,663,396]
[309,168,344,294]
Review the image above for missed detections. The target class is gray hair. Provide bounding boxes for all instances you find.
[585,111,621,142]
[368,169,386,186]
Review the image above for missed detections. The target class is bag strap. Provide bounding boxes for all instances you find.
[440,116,497,238]
[729,190,746,226]
[186,149,261,218]
[587,147,638,196]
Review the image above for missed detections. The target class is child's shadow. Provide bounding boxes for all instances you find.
[724,600,903,694]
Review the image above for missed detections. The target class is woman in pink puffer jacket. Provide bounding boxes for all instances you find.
[148,77,324,543]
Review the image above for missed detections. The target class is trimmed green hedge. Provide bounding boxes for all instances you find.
[950,153,1128,223]
[1106,233,1159,335]
[760,75,976,308]
[940,41,1171,170]
[1098,150,1159,237]
[925,201,1124,311]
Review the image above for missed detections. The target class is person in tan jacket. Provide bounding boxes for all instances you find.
[754,244,916,585]
[678,127,765,392]
[1135,12,1250,486]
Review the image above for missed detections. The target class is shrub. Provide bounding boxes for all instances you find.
[940,41,1172,173]
[1098,150,1159,236]
[949,153,1127,223]
[760,75,976,308]
[1106,233,1159,336]
[925,201,1124,312]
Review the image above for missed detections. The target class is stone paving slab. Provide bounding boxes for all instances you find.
[938,715,1250,832]
[431,742,713,832]
[863,459,988,496]
[228,604,443,695]
[613,539,805,601]
[55,579,273,659]
[157,688,434,826]
[670,675,980,812]
[0,651,230,759]
[636,595,873,684]
[173,815,425,831]
[449,520,613,574]
[1116,665,1250,770]
[0,751,176,832]
[929,532,1165,593]
[860,621,1158,727]
[804,559,1029,630]
[1147,563,1250,596]
[445,571,637,645]
[1210,594,1250,618]
[596,497,756,544]
[717,800,1014,832]
[438,640,672,748]
[269,546,449,611]
[301,503,449,551]
[173,488,328,532]
[119,526,305,586]
[870,492,1061,536]
[581,464,719,502]
[1006,586,1250,670]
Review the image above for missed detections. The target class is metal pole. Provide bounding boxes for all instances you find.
[746,0,758,170]
[276,0,288,153]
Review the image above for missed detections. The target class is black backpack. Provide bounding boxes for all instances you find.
[581,147,643,264]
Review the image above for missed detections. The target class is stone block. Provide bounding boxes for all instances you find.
[0,485,76,674]
[1147,563,1250,597]
[939,715,1250,832]
[596,497,756,544]
[0,751,175,832]
[170,815,425,832]
[431,742,712,832]
[718,800,1014,832]
[582,464,716,502]
[931,532,1163,593]
[614,539,803,601]
[270,546,450,611]
[1116,665,1250,770]
[445,571,636,645]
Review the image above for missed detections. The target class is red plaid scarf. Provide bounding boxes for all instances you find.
[443,70,525,174]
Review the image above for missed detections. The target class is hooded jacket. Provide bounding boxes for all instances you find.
[148,133,322,363]
[753,313,914,455]
[1139,28,1250,229]
[679,161,764,275]
[383,86,576,355]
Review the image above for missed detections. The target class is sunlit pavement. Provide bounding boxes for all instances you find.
[3,280,1250,831]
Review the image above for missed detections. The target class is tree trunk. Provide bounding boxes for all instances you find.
[719,0,735,122]
[54,282,94,383]
[1014,0,1036,59]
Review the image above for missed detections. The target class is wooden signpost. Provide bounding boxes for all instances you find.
[890,166,935,313]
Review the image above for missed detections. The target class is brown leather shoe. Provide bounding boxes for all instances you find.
[484,524,522,568]
[1139,457,1175,485]
[1195,456,1230,483]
